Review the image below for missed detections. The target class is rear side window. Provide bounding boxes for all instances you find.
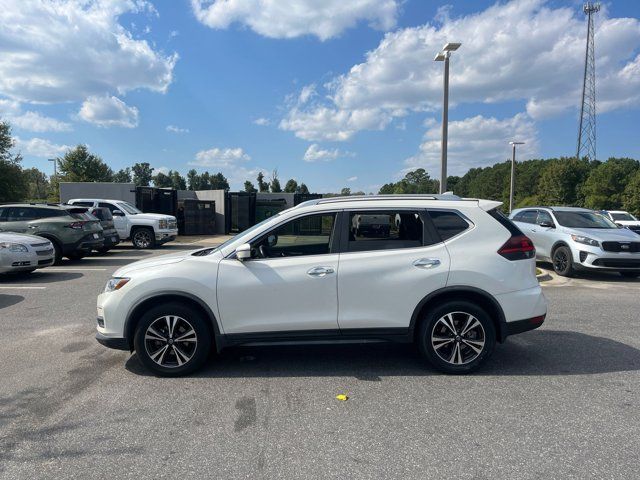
[98,202,118,213]
[72,201,94,207]
[515,210,537,224]
[428,210,470,241]
[347,210,424,252]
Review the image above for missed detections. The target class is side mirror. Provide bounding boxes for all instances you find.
[267,234,278,247]
[539,221,554,228]
[236,243,252,261]
[112,210,124,216]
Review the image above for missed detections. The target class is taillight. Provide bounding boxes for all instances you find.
[498,235,535,260]
[66,222,84,229]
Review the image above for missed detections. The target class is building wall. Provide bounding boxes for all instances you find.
[194,190,227,234]
[60,182,136,204]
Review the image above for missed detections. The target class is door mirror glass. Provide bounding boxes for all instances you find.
[236,243,252,261]
[112,209,124,216]
[539,221,554,228]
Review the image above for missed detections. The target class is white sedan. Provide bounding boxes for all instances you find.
[0,232,55,274]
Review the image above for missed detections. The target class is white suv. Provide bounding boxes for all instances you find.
[96,195,547,376]
[67,199,178,249]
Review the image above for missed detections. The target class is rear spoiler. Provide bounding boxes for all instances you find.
[62,206,90,214]
[461,198,503,211]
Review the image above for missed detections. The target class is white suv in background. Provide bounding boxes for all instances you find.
[96,195,547,376]
[67,199,178,249]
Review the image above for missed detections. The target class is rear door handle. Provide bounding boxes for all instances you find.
[413,258,441,269]
[307,266,335,277]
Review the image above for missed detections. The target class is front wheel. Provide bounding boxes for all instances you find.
[132,228,156,249]
[133,302,211,377]
[66,251,86,261]
[552,246,574,277]
[620,271,640,279]
[418,301,496,374]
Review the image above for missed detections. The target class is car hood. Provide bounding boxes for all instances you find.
[566,227,640,241]
[113,251,191,276]
[131,213,175,221]
[0,232,49,245]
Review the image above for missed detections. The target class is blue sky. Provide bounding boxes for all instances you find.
[1,0,639,193]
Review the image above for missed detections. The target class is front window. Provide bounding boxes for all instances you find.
[251,213,336,258]
[611,212,637,221]
[553,211,618,229]
[117,202,142,215]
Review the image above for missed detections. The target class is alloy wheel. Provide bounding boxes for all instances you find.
[133,230,152,249]
[144,315,198,368]
[553,250,568,273]
[431,312,486,365]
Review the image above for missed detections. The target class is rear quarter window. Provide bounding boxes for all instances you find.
[428,210,470,241]
[487,208,525,236]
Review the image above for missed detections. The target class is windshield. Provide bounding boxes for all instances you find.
[554,211,618,229]
[611,212,637,221]
[118,202,142,215]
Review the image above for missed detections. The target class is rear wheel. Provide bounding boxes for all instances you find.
[133,302,211,377]
[96,247,110,254]
[620,271,640,279]
[418,301,496,374]
[552,246,574,277]
[66,251,86,261]
[132,228,155,249]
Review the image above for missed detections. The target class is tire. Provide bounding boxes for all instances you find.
[418,300,496,374]
[132,227,156,249]
[96,247,110,254]
[552,245,574,277]
[66,251,86,261]
[7,269,36,276]
[133,302,211,377]
[619,271,640,279]
[50,240,63,265]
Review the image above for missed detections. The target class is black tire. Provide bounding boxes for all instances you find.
[66,251,86,261]
[132,227,156,249]
[49,240,63,265]
[133,302,211,377]
[96,247,110,254]
[7,269,37,276]
[418,300,496,374]
[619,271,640,279]
[552,245,574,277]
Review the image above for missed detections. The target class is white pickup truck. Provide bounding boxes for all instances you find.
[67,198,178,249]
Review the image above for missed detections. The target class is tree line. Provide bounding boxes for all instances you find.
[2,119,639,215]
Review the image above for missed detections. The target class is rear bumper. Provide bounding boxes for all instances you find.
[100,232,120,248]
[505,314,546,336]
[95,331,129,351]
[62,232,105,254]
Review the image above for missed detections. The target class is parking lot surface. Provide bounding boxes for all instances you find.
[1,245,639,479]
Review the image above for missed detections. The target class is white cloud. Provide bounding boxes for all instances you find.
[303,143,354,162]
[155,166,170,175]
[252,117,271,126]
[10,111,72,132]
[166,125,189,133]
[0,0,177,104]
[404,113,538,176]
[78,95,139,128]
[191,0,398,41]
[190,147,251,168]
[347,176,358,182]
[14,137,71,158]
[281,0,640,141]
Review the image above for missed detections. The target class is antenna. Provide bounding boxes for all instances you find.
[576,2,600,162]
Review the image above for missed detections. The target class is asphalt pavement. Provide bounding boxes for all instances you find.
[1,245,639,479]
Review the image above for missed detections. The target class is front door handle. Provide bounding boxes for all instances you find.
[413,258,441,269]
[28,225,38,229]
[307,266,335,277]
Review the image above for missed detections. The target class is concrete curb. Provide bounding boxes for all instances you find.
[536,270,553,282]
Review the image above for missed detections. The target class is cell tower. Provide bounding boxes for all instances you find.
[576,2,600,162]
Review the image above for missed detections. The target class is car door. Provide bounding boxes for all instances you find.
[216,211,340,334]
[99,202,127,238]
[336,209,450,330]
[0,207,34,233]
[533,210,556,258]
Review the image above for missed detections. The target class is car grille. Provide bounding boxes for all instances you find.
[30,242,50,248]
[36,248,54,256]
[601,241,640,253]
[593,258,640,268]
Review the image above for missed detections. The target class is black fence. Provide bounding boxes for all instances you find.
[225,192,256,234]
[136,187,177,217]
[178,199,216,235]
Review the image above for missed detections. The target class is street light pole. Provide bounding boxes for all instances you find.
[48,158,58,202]
[509,142,525,213]
[434,42,461,194]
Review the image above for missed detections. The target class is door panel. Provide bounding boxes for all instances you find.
[217,254,339,333]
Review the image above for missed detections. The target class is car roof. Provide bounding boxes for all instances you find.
[0,203,66,209]
[295,194,502,212]
[68,198,126,203]
[512,206,593,213]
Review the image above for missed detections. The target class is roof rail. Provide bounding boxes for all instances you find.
[316,194,462,205]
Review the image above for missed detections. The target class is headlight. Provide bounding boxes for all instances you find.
[159,219,168,229]
[570,234,599,247]
[0,242,28,252]
[104,277,130,292]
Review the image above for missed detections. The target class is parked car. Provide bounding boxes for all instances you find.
[86,207,120,253]
[0,204,103,264]
[96,195,547,376]
[510,206,640,278]
[0,232,55,274]
[600,210,640,235]
[67,199,178,249]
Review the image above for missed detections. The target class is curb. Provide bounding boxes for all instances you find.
[536,271,552,282]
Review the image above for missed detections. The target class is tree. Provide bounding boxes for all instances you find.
[269,169,282,193]
[169,170,186,190]
[284,179,298,193]
[257,171,269,192]
[187,169,199,190]
[57,145,113,183]
[22,167,50,200]
[340,187,351,196]
[210,172,229,190]
[244,180,257,193]
[378,168,438,195]
[537,158,592,207]
[132,162,154,186]
[153,171,173,188]
[582,158,639,210]
[623,170,640,217]
[0,120,27,202]
[298,183,310,194]
[113,167,132,183]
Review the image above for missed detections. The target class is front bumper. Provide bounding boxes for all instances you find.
[96,331,129,350]
[0,250,55,273]
[572,245,640,271]
[155,228,178,244]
